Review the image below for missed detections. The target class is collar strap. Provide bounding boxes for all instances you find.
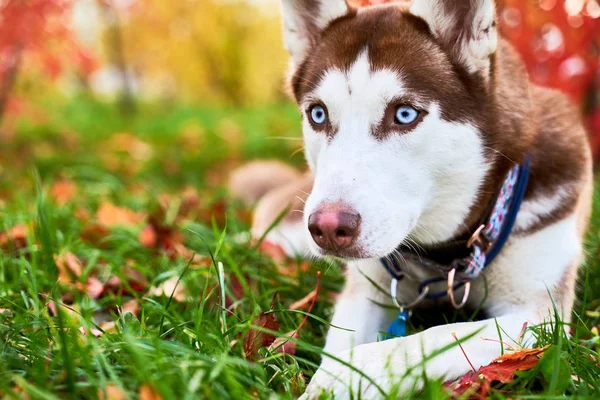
[382,155,531,301]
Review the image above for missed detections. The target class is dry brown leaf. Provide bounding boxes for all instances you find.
[289,288,318,311]
[50,180,77,205]
[80,223,111,246]
[0,223,28,252]
[54,252,83,283]
[97,202,145,228]
[122,299,140,315]
[98,384,126,400]
[139,384,162,400]
[243,292,280,360]
[269,272,321,356]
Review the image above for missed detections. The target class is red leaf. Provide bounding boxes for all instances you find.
[269,272,321,355]
[446,346,547,398]
[243,292,280,360]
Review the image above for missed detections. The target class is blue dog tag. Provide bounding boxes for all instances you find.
[386,310,409,338]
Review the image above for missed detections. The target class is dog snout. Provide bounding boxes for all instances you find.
[308,205,361,252]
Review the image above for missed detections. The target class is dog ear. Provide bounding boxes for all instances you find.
[410,0,498,76]
[281,0,351,67]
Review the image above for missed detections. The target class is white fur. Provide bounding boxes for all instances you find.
[514,187,572,231]
[306,214,581,398]
[302,52,489,257]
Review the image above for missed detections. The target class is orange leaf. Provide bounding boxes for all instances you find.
[0,223,28,252]
[493,346,548,363]
[139,385,162,400]
[138,225,157,247]
[96,202,145,228]
[98,384,126,400]
[50,180,77,205]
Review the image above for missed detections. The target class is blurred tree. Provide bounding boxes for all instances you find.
[97,0,136,114]
[119,0,288,105]
[0,0,98,124]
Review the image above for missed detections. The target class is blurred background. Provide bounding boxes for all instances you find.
[0,0,599,197]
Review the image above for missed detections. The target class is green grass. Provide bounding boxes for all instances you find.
[0,97,599,399]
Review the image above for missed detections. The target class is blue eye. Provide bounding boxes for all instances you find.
[395,106,420,125]
[310,105,327,125]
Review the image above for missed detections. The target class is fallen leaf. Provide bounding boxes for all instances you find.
[122,299,140,315]
[244,292,280,360]
[269,272,321,356]
[97,202,145,228]
[54,252,84,283]
[258,240,287,263]
[147,276,186,302]
[493,346,548,363]
[446,346,547,398]
[0,223,28,252]
[99,320,116,333]
[50,180,77,205]
[139,224,157,247]
[87,277,105,299]
[289,287,318,311]
[139,384,162,400]
[98,384,126,400]
[104,268,149,296]
[80,224,111,246]
[47,298,57,317]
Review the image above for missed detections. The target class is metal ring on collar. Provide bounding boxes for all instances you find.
[390,277,430,310]
[447,268,471,309]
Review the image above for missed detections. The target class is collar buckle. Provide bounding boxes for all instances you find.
[466,224,492,252]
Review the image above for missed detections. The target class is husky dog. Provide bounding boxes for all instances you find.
[231,0,593,397]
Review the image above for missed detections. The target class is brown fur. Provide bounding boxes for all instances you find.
[288,4,590,241]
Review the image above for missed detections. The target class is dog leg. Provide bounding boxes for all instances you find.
[306,311,539,399]
[323,259,394,356]
[306,214,583,398]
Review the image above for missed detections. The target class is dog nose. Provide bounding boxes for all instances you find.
[308,206,361,252]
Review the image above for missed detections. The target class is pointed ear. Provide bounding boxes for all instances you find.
[281,0,351,67]
[410,0,498,76]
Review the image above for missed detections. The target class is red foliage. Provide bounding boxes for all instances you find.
[0,0,98,116]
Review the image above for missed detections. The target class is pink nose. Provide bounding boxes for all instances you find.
[308,205,361,252]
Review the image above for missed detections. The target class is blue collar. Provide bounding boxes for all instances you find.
[381,156,531,308]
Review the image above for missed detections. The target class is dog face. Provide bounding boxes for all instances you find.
[281,0,499,259]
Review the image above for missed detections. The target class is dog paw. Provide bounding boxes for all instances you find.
[303,345,391,399]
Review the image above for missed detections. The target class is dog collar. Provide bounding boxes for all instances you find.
[381,155,531,310]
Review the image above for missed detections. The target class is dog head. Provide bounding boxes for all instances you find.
[281,0,500,259]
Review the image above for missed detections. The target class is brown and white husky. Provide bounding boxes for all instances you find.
[230,0,593,397]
